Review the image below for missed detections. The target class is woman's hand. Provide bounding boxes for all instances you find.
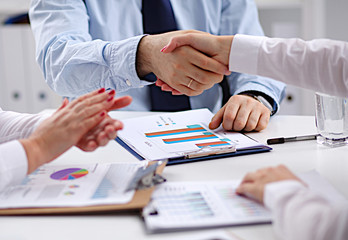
[20,89,132,173]
[76,92,132,151]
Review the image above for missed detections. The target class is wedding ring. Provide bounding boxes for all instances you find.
[187,79,194,88]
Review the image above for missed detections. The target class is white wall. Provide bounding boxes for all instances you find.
[326,0,348,41]
[256,0,326,115]
[0,26,61,113]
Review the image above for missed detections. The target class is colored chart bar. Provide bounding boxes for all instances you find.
[163,132,218,144]
[196,141,231,148]
[145,124,206,138]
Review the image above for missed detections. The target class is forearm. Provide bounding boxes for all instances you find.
[19,138,46,174]
[265,181,348,240]
[136,35,154,78]
[0,111,47,144]
[30,0,149,98]
[230,34,348,98]
[37,35,148,97]
[0,141,28,190]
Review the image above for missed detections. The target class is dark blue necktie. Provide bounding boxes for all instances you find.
[142,0,191,112]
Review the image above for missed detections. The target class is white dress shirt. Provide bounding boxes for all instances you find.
[229,35,348,239]
[265,181,348,240]
[0,108,46,190]
[230,34,348,98]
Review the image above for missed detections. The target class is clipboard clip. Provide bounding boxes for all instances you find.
[125,160,167,192]
[180,144,237,159]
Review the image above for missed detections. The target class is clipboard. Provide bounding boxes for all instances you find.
[115,109,272,165]
[0,160,167,215]
[116,137,272,165]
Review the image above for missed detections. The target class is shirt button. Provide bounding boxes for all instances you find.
[126,79,132,86]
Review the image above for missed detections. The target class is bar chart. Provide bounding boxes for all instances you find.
[145,124,232,146]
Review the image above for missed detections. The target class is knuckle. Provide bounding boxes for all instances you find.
[257,122,267,131]
[185,89,195,96]
[196,84,206,92]
[233,119,245,129]
[200,75,210,84]
[186,30,197,34]
[224,113,235,122]
[199,58,209,68]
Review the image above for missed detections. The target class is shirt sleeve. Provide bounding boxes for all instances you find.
[29,0,149,98]
[0,109,48,144]
[230,34,348,98]
[264,180,348,240]
[219,0,286,112]
[0,141,28,191]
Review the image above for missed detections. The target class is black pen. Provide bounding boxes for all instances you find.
[267,134,319,145]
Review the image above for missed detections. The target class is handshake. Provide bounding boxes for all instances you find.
[137,30,234,96]
[137,30,271,133]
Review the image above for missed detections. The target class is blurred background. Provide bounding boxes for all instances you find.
[0,0,346,115]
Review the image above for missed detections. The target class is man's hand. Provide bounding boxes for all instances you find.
[236,165,304,204]
[136,30,230,96]
[162,32,233,66]
[209,95,271,132]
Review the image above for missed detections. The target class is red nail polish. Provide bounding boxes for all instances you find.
[160,46,168,52]
[98,88,105,93]
[108,89,115,95]
[100,112,105,117]
[107,96,114,102]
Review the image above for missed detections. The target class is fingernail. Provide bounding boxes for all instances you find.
[160,46,168,52]
[100,112,105,117]
[108,89,115,95]
[98,88,105,93]
[107,96,114,102]
[225,70,231,75]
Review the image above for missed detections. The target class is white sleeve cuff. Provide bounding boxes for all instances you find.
[0,141,28,190]
[264,180,307,211]
[229,34,265,75]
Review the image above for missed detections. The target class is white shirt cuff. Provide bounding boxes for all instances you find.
[0,141,28,190]
[229,34,265,75]
[264,180,306,211]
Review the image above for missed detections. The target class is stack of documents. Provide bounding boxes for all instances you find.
[0,162,147,211]
[142,171,348,233]
[143,180,271,233]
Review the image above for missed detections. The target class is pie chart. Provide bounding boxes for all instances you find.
[50,168,89,181]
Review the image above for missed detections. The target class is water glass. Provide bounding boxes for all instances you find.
[315,92,348,147]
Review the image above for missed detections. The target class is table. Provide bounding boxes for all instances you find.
[1,112,347,240]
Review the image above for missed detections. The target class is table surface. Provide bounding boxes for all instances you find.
[1,112,347,240]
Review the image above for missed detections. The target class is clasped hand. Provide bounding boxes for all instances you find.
[139,31,271,132]
[137,30,230,96]
[21,89,132,173]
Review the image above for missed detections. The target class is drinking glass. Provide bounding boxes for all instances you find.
[315,92,348,147]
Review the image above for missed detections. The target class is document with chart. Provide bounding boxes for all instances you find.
[0,162,147,209]
[117,109,270,163]
[143,181,271,233]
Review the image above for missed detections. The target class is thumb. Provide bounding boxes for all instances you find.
[56,98,69,112]
[161,35,194,53]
